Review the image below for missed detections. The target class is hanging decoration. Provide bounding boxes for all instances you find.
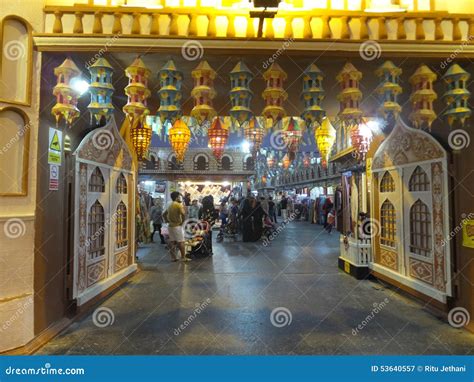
[262,63,288,124]
[131,121,152,160]
[267,154,276,168]
[282,117,303,161]
[168,119,191,162]
[282,154,291,169]
[158,60,183,124]
[442,63,471,127]
[244,117,264,156]
[123,57,151,126]
[375,60,402,120]
[336,62,363,127]
[303,154,310,168]
[191,61,217,126]
[314,117,336,168]
[208,117,229,161]
[409,64,437,130]
[87,58,114,125]
[229,61,254,126]
[350,121,372,161]
[52,57,81,126]
[301,63,325,128]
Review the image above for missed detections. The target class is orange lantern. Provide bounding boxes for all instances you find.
[244,117,264,156]
[208,118,229,161]
[131,120,152,160]
[282,154,291,169]
[169,118,191,162]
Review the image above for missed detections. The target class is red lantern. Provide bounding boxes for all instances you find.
[244,117,264,156]
[208,118,229,161]
[282,118,303,156]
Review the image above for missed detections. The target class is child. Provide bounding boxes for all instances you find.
[326,208,336,234]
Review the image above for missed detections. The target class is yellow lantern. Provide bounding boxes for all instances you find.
[282,154,291,169]
[131,120,152,160]
[315,117,336,168]
[169,119,191,162]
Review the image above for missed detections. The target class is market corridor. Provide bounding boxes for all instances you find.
[38,222,474,355]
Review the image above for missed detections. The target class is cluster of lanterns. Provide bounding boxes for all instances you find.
[51,56,471,169]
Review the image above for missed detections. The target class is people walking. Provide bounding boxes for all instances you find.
[280,194,288,222]
[188,199,200,220]
[150,198,166,244]
[163,192,190,262]
[199,195,218,255]
[268,196,277,223]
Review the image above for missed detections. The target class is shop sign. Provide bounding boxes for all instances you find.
[49,164,59,191]
[462,219,474,249]
[48,127,62,165]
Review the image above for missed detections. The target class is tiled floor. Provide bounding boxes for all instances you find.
[37,221,474,355]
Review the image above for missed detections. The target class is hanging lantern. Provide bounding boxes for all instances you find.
[52,58,81,126]
[282,154,291,169]
[442,63,471,127]
[87,58,114,125]
[158,60,183,123]
[229,61,254,125]
[350,121,372,161]
[375,61,402,120]
[123,56,151,124]
[168,119,191,162]
[191,61,217,125]
[244,117,264,156]
[282,117,303,159]
[131,120,152,160]
[314,117,336,168]
[267,155,275,168]
[301,64,326,127]
[208,118,229,161]
[262,63,288,123]
[336,62,363,127]
[303,154,310,168]
[409,64,437,130]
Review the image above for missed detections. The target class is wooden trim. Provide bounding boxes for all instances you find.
[371,270,448,312]
[0,15,33,106]
[0,106,31,197]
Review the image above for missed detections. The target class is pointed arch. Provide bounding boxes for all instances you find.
[88,200,105,259]
[116,172,127,194]
[116,201,128,249]
[380,199,396,248]
[89,167,105,192]
[380,171,395,193]
[409,199,432,257]
[409,166,430,192]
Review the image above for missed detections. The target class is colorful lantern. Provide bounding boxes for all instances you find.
[301,63,325,127]
[336,62,363,127]
[375,60,402,120]
[87,58,114,125]
[409,64,437,130]
[244,117,264,156]
[131,120,152,160]
[158,60,183,123]
[314,117,336,168]
[350,121,372,161]
[262,63,288,123]
[229,61,254,125]
[282,117,303,156]
[191,61,217,125]
[303,154,310,168]
[168,119,191,162]
[282,154,291,169]
[123,57,151,124]
[267,155,276,168]
[208,118,229,161]
[442,63,471,127]
[52,58,81,126]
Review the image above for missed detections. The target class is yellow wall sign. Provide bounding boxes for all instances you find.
[48,127,62,165]
[462,219,474,249]
[344,261,350,274]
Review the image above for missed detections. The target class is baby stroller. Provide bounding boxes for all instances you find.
[185,220,212,259]
[262,215,277,240]
[216,211,238,242]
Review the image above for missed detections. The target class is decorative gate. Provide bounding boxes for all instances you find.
[73,117,137,305]
[371,118,451,303]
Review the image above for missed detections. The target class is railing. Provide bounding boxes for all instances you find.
[340,235,372,267]
[42,5,474,42]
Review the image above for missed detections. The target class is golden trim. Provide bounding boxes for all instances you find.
[0,15,33,107]
[0,106,31,197]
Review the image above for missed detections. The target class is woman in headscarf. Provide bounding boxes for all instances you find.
[241,196,265,242]
[199,195,218,254]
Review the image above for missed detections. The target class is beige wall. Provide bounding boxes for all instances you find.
[0,0,44,352]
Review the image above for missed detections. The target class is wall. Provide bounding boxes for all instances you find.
[0,0,44,353]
